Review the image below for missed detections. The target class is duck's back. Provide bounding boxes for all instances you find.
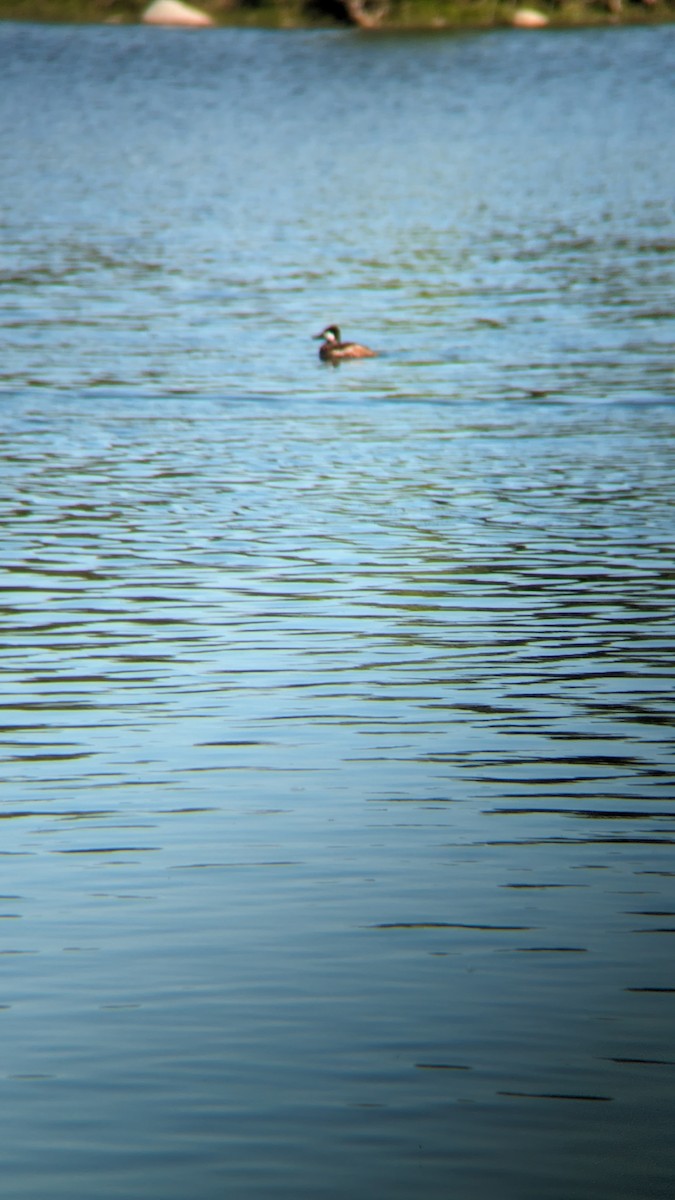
[339,341,376,359]
[322,339,376,361]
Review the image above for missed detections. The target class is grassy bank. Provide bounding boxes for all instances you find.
[1,0,673,30]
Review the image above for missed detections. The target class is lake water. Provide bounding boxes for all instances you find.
[1,18,675,1200]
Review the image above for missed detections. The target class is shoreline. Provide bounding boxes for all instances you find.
[2,0,674,31]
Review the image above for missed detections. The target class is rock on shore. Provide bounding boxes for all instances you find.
[512,7,550,23]
[142,0,214,25]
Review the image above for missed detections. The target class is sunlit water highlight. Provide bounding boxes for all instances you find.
[1,20,675,1200]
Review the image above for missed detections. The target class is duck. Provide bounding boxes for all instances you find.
[314,324,377,363]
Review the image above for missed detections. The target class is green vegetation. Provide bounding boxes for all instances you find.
[0,0,673,31]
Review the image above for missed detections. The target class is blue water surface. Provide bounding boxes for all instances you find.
[1,20,675,1200]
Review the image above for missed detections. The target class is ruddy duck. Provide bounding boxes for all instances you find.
[314,324,377,363]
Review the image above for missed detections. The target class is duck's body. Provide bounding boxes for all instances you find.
[314,324,377,362]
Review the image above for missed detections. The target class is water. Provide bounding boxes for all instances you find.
[1,19,675,1200]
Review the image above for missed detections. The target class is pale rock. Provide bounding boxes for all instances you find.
[142,0,214,26]
[512,7,549,25]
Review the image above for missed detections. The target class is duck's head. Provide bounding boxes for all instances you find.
[314,325,341,344]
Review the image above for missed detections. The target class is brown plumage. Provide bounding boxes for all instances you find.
[314,324,377,363]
